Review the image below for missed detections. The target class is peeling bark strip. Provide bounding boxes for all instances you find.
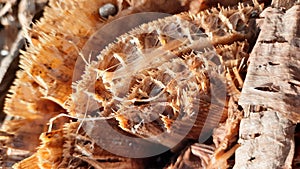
[234,5,300,169]
[234,111,295,169]
[239,5,300,122]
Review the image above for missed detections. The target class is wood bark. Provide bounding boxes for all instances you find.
[234,4,300,169]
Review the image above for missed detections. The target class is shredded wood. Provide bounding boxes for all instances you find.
[1,0,300,168]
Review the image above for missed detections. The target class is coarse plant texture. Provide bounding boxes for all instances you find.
[3,0,300,169]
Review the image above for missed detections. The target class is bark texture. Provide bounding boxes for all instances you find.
[235,5,300,169]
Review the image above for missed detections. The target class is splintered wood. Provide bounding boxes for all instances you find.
[71,3,260,148]
[235,4,300,169]
[70,2,260,168]
[0,0,191,167]
[1,0,300,168]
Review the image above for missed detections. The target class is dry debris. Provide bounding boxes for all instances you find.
[0,0,299,169]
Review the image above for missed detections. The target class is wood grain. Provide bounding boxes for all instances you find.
[235,5,300,169]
